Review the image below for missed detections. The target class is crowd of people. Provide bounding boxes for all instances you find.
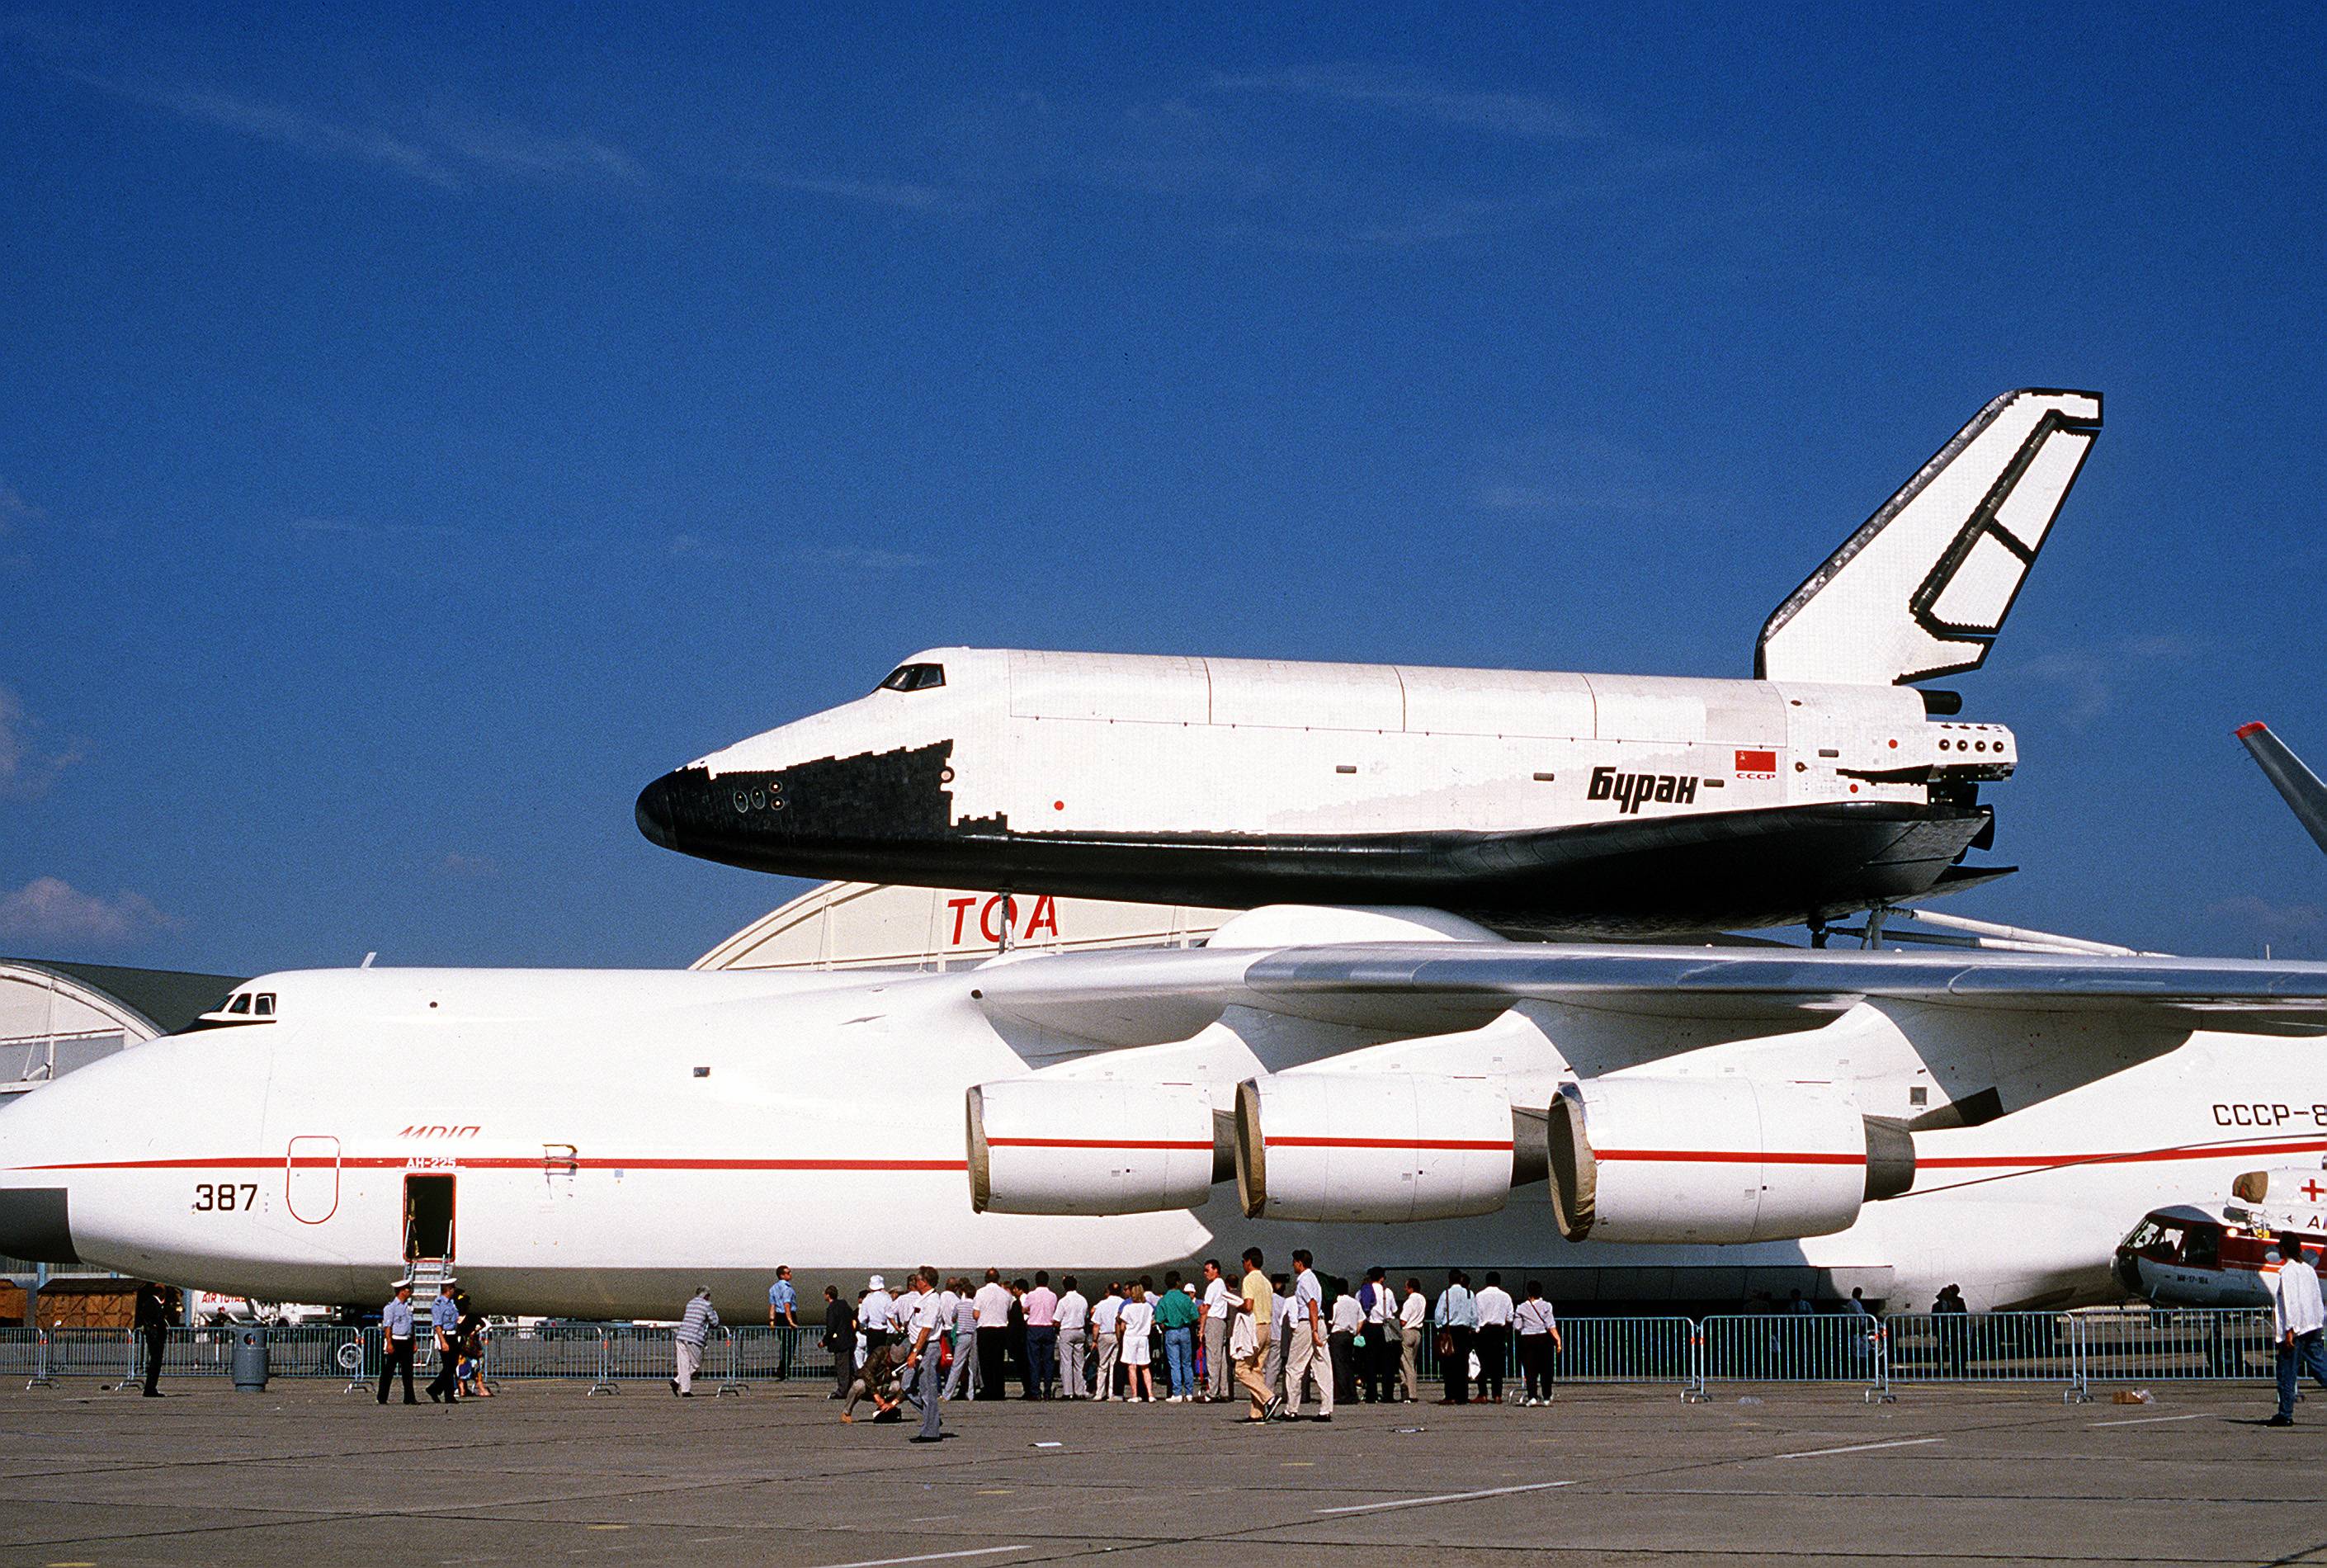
[809,1253,1572,1433]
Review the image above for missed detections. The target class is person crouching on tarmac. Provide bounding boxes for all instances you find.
[842,1338,909,1423]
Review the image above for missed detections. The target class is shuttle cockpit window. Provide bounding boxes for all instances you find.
[879,663,946,693]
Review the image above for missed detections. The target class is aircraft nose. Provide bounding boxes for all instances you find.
[635,772,682,852]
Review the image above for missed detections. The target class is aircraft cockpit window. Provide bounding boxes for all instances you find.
[227,994,251,1015]
[2123,1220,2164,1251]
[879,663,946,693]
[2183,1227,2221,1268]
[254,993,275,1018]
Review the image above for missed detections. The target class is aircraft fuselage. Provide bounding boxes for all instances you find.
[5,961,2320,1322]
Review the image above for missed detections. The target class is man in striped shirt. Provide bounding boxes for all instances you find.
[672,1287,720,1397]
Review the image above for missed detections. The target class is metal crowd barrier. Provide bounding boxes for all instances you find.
[0,1311,2285,1398]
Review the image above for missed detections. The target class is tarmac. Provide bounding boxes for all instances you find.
[0,1379,2317,1567]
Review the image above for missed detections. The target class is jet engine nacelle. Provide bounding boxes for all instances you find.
[1234,1071,1514,1223]
[967,1079,1216,1216]
[1547,1076,1914,1244]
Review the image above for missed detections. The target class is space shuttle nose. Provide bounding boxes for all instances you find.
[635,772,682,852]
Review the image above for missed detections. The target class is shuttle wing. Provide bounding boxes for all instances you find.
[1756,388,2103,685]
[972,939,2327,1047]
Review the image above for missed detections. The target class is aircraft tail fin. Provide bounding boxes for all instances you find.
[1755,388,2103,684]
[2235,721,2327,856]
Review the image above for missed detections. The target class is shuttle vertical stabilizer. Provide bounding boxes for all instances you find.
[1756,388,2102,685]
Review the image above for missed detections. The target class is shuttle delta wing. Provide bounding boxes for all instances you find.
[2235,721,2327,856]
[1756,388,2102,685]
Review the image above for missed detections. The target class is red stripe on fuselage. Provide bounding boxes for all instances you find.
[1261,1137,1513,1151]
[1919,1137,2327,1170]
[985,1138,1212,1150]
[15,1155,968,1173]
[1594,1149,1864,1165]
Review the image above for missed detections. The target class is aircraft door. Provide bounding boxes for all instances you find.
[285,1136,341,1224]
[403,1174,455,1260]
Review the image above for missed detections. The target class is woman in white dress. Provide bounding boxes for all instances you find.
[1117,1282,1157,1402]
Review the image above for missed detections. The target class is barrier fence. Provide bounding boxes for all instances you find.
[2,1310,2287,1400]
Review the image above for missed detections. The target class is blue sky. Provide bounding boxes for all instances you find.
[2,5,2323,972]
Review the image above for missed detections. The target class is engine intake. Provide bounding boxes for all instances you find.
[1234,1071,1514,1222]
[1547,1076,1914,1244]
[967,1079,1217,1216]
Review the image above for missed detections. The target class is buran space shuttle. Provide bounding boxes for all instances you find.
[636,390,2102,936]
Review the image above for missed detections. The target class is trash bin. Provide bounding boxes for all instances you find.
[231,1325,269,1391]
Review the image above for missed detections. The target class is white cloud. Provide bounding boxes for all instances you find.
[426,107,646,187]
[760,174,956,210]
[1211,65,1604,142]
[54,69,644,195]
[793,545,928,574]
[0,877,177,945]
[143,83,465,189]
[0,478,39,534]
[2207,895,2325,955]
[2015,637,2194,731]
[0,686,83,797]
[432,851,499,880]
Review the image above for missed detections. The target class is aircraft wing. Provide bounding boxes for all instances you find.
[972,939,2327,1046]
[2236,721,2327,856]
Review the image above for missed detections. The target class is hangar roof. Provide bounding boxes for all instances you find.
[0,958,246,1040]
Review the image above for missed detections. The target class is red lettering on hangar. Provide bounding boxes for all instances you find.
[946,894,1060,945]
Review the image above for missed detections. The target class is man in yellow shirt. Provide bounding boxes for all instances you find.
[1232,1246,1277,1422]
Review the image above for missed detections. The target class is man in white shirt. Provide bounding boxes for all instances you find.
[860,1274,896,1358]
[1328,1283,1363,1406]
[1201,1259,1233,1401]
[1513,1280,1562,1406]
[905,1268,950,1443]
[1055,1277,1091,1398]
[1089,1282,1125,1400]
[2267,1238,2327,1426]
[942,1278,980,1400]
[1267,1278,1297,1403]
[1283,1249,1333,1419]
[1360,1266,1395,1402]
[1398,1278,1428,1402]
[1473,1271,1516,1404]
[972,1268,1013,1401]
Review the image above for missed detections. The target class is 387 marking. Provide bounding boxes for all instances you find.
[192,1183,258,1211]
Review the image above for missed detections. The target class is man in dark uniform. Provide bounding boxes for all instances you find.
[424,1280,463,1404]
[133,1281,177,1396]
[823,1284,856,1400]
[378,1280,418,1405]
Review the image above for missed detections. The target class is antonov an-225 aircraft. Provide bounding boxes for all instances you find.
[5,904,2326,1320]
[636,389,2102,937]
